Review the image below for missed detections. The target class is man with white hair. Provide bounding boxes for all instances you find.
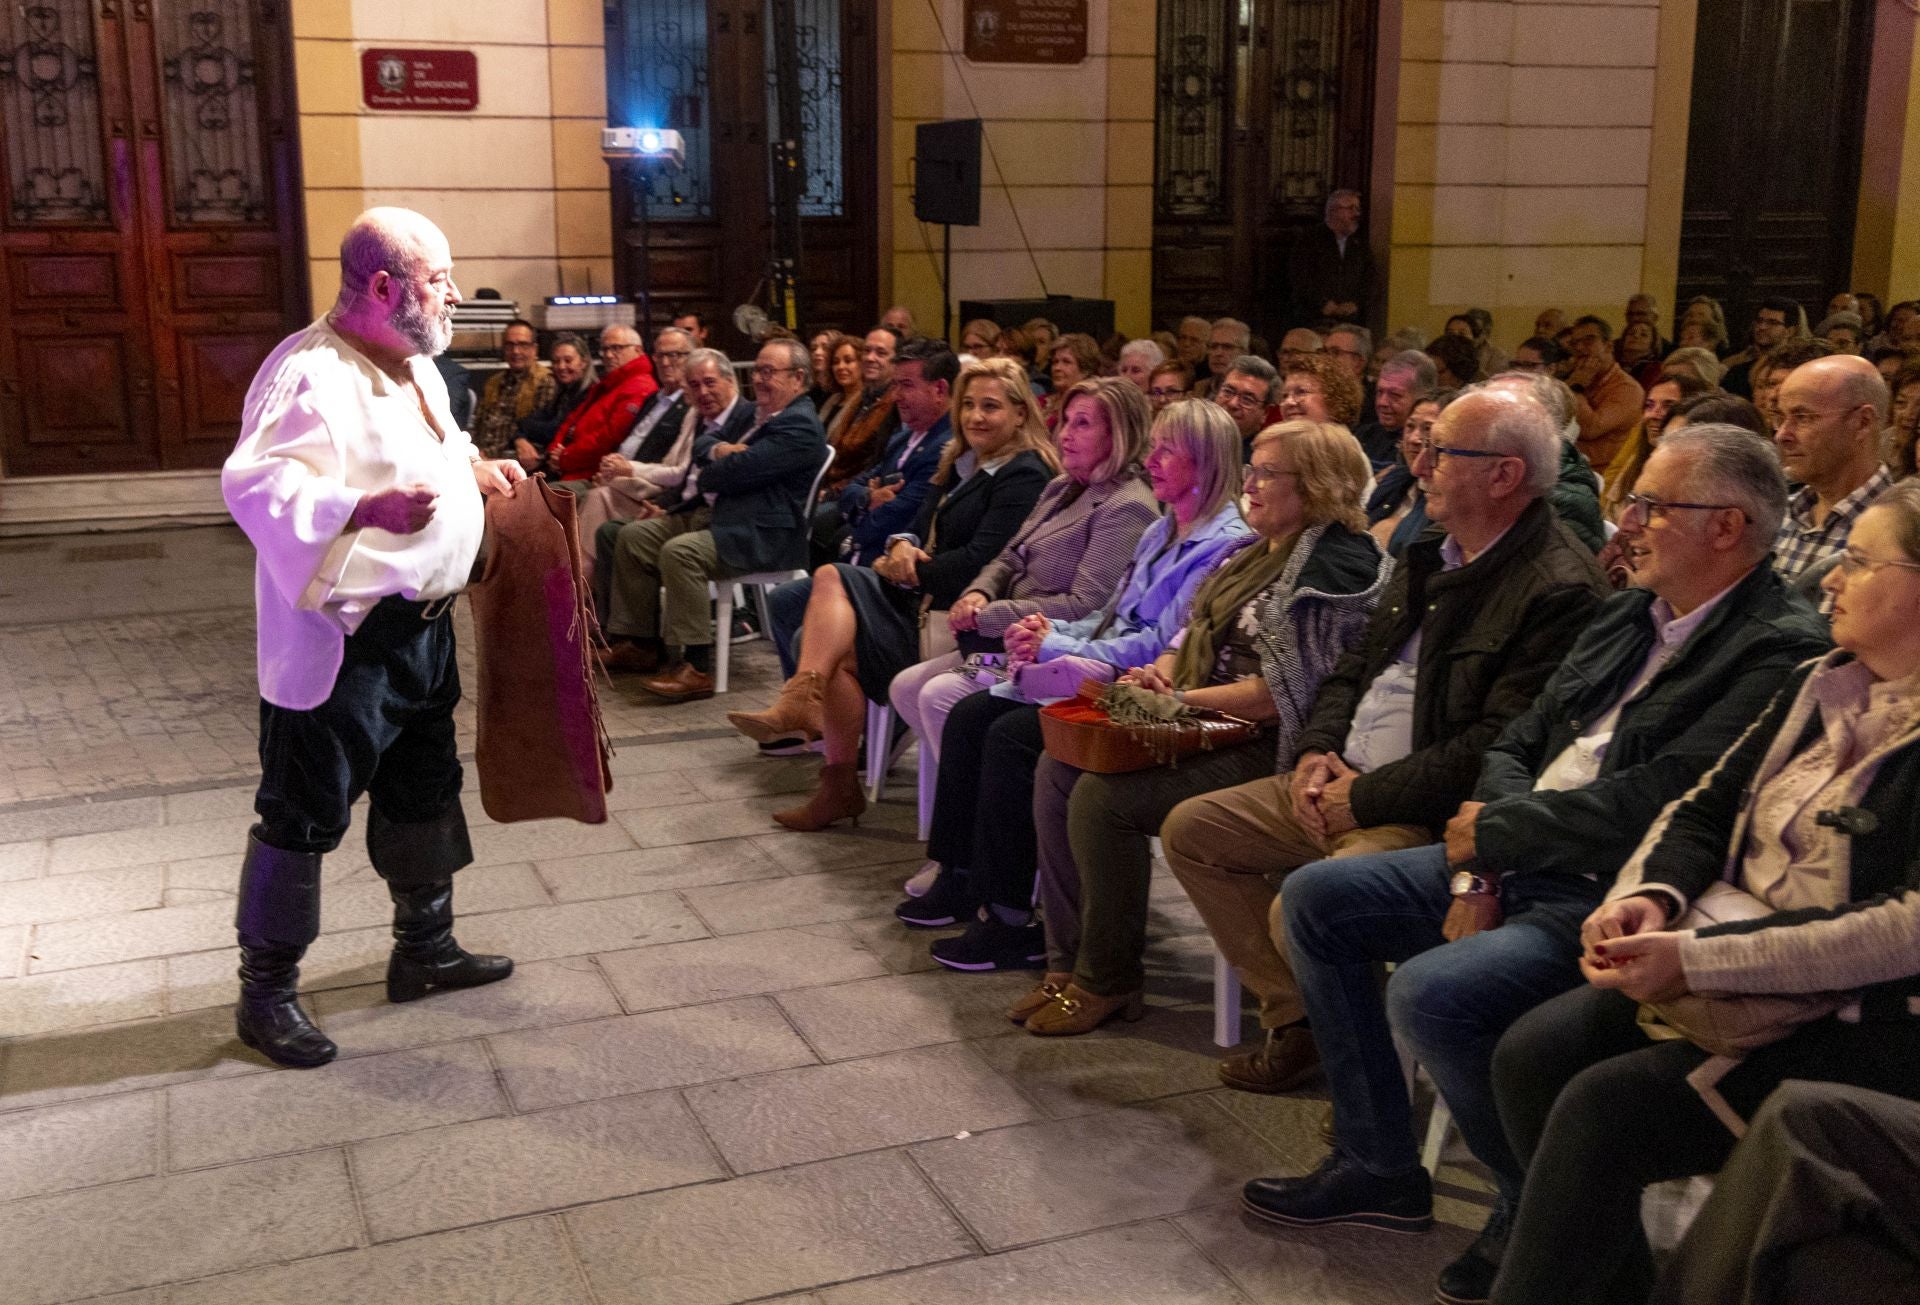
[1115,337,1165,392]
[1196,316,1253,399]
[221,207,526,1068]
[880,304,916,340]
[1289,188,1375,328]
[1164,386,1607,1099]
[1772,354,1894,586]
[1257,425,1827,1300]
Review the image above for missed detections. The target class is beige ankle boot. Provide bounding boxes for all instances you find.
[771,762,866,831]
[726,671,826,744]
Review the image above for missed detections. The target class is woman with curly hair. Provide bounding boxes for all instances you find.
[1275,351,1365,428]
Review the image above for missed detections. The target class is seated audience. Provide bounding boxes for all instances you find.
[881,304,916,340]
[572,331,700,551]
[1174,315,1211,369]
[1368,389,1453,555]
[1146,360,1192,414]
[1679,295,1730,356]
[805,330,836,407]
[1117,337,1165,392]
[959,318,1001,358]
[1289,188,1373,328]
[1353,349,1435,468]
[1276,351,1365,429]
[434,353,473,431]
[543,324,659,480]
[1018,419,1388,1031]
[1649,1083,1920,1305]
[1752,339,1835,430]
[1044,333,1106,428]
[1162,386,1606,1093]
[1615,319,1666,389]
[512,332,594,470]
[1253,426,1826,1305]
[1566,315,1646,472]
[1601,370,1717,520]
[1624,293,1672,356]
[823,328,900,498]
[1508,335,1566,376]
[1534,308,1568,341]
[1447,308,1506,378]
[1483,371,1605,552]
[1723,297,1800,397]
[1426,333,1481,390]
[813,331,863,433]
[1660,345,1726,386]
[763,338,959,688]
[671,309,709,347]
[1197,317,1253,399]
[1856,291,1886,344]
[1663,391,1768,442]
[1875,344,1912,388]
[716,360,1056,822]
[1773,355,1894,590]
[1820,310,1865,355]
[470,318,555,459]
[591,339,824,700]
[1214,355,1282,458]
[897,401,1252,964]
[1279,328,1324,364]
[1324,324,1373,409]
[1489,480,1920,1305]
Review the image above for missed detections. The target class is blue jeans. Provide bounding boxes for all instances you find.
[1281,842,1601,1201]
[767,575,811,678]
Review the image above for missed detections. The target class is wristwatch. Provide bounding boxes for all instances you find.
[1450,870,1500,898]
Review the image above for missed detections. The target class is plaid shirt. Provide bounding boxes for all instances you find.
[1773,464,1894,581]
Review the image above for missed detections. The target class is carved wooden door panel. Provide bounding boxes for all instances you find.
[0,0,305,478]
[606,0,877,355]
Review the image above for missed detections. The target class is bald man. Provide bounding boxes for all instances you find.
[542,322,660,481]
[1772,353,1895,587]
[222,207,524,1068]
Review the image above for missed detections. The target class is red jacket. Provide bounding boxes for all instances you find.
[544,355,659,479]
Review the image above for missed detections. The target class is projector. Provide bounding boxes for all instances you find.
[602,127,685,170]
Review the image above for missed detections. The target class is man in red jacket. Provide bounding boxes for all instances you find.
[544,324,658,480]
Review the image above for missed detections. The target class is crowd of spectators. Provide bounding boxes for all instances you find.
[430,269,1920,1304]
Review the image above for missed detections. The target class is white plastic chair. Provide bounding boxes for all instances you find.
[707,446,835,693]
[862,700,917,804]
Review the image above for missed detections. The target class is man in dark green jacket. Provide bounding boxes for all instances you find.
[1248,425,1829,1305]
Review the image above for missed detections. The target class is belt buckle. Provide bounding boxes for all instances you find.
[419,594,457,621]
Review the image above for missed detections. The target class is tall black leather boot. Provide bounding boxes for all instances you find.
[385,881,514,1003]
[234,832,337,1068]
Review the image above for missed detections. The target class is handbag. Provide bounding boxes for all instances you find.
[466,476,614,823]
[1039,680,1260,773]
[1636,881,1850,1058]
[917,601,959,661]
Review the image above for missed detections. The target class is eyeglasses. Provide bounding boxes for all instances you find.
[1216,384,1266,408]
[1148,386,1186,399]
[655,349,691,361]
[752,364,805,379]
[1619,492,1751,526]
[1243,464,1301,488]
[1507,358,1546,371]
[599,343,639,355]
[1324,346,1367,362]
[1835,548,1920,578]
[1419,441,1516,464]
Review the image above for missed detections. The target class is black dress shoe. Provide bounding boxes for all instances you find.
[386,881,515,1003]
[1242,1152,1433,1234]
[894,866,976,928]
[1434,1200,1510,1304]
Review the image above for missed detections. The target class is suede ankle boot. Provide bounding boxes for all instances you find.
[771,762,866,831]
[385,881,514,1003]
[725,671,825,744]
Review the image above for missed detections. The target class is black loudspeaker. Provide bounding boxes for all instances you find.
[914,119,982,226]
[958,296,1115,340]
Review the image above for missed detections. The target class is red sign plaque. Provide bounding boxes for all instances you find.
[963,0,1089,64]
[361,49,480,112]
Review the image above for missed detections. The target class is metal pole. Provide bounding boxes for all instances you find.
[943,223,953,345]
[767,0,804,330]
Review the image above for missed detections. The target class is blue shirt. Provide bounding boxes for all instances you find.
[1036,499,1252,671]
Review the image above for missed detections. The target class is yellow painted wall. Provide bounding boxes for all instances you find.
[1854,4,1920,300]
[886,0,1156,340]
[291,0,612,312]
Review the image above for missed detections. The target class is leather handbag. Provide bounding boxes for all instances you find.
[466,476,614,823]
[1636,881,1850,1058]
[1039,680,1260,773]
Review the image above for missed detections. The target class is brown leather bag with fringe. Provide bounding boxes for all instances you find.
[466,477,613,822]
[1039,680,1260,773]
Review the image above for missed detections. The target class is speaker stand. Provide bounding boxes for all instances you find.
[942,224,953,346]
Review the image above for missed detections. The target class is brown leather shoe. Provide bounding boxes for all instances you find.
[1007,972,1074,1024]
[1025,982,1145,1036]
[1219,1024,1322,1093]
[638,662,715,702]
[598,640,662,675]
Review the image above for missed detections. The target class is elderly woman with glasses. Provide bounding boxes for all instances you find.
[1010,418,1391,1032]
[1487,479,1920,1305]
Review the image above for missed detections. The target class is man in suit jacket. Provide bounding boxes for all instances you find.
[1288,189,1376,331]
[594,338,827,701]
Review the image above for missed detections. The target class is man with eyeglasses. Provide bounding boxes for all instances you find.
[588,328,695,488]
[1722,296,1800,399]
[1352,350,1434,470]
[594,338,826,701]
[1196,318,1253,400]
[541,323,659,480]
[469,318,556,459]
[1565,315,1645,473]
[1772,355,1894,591]
[1249,424,1826,1302]
[1164,386,1606,1108]
[1210,355,1279,455]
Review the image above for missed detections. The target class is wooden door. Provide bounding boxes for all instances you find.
[1152,0,1376,341]
[606,0,878,355]
[0,0,306,478]
[1677,0,1874,327]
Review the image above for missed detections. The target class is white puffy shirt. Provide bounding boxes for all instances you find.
[222,318,484,709]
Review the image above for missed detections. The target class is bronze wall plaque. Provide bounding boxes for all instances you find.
[963,0,1090,65]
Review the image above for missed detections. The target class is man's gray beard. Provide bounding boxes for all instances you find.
[392,294,454,357]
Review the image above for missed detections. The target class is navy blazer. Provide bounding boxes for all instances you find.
[911,449,1054,611]
[841,415,953,564]
[689,395,828,574]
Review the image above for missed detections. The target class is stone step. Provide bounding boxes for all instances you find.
[0,471,229,537]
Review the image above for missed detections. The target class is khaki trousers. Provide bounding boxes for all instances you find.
[1161,770,1426,1029]
[599,507,732,650]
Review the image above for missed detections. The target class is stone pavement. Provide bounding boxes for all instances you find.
[0,525,1490,1305]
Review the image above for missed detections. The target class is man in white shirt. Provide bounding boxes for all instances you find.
[1251,426,1829,1302]
[221,207,525,1068]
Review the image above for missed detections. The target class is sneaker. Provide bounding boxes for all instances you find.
[894,867,974,927]
[1242,1152,1433,1234]
[902,860,940,898]
[930,911,1046,971]
[1434,1200,1510,1304]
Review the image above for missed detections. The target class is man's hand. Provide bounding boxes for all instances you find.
[709,441,749,460]
[1566,353,1608,391]
[866,475,904,510]
[1290,752,1332,836]
[1444,801,1485,866]
[351,485,438,533]
[473,459,526,497]
[512,438,541,472]
[595,453,635,485]
[1315,753,1361,838]
[947,590,990,632]
[1583,930,1689,1002]
[1443,891,1502,943]
[875,542,927,588]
